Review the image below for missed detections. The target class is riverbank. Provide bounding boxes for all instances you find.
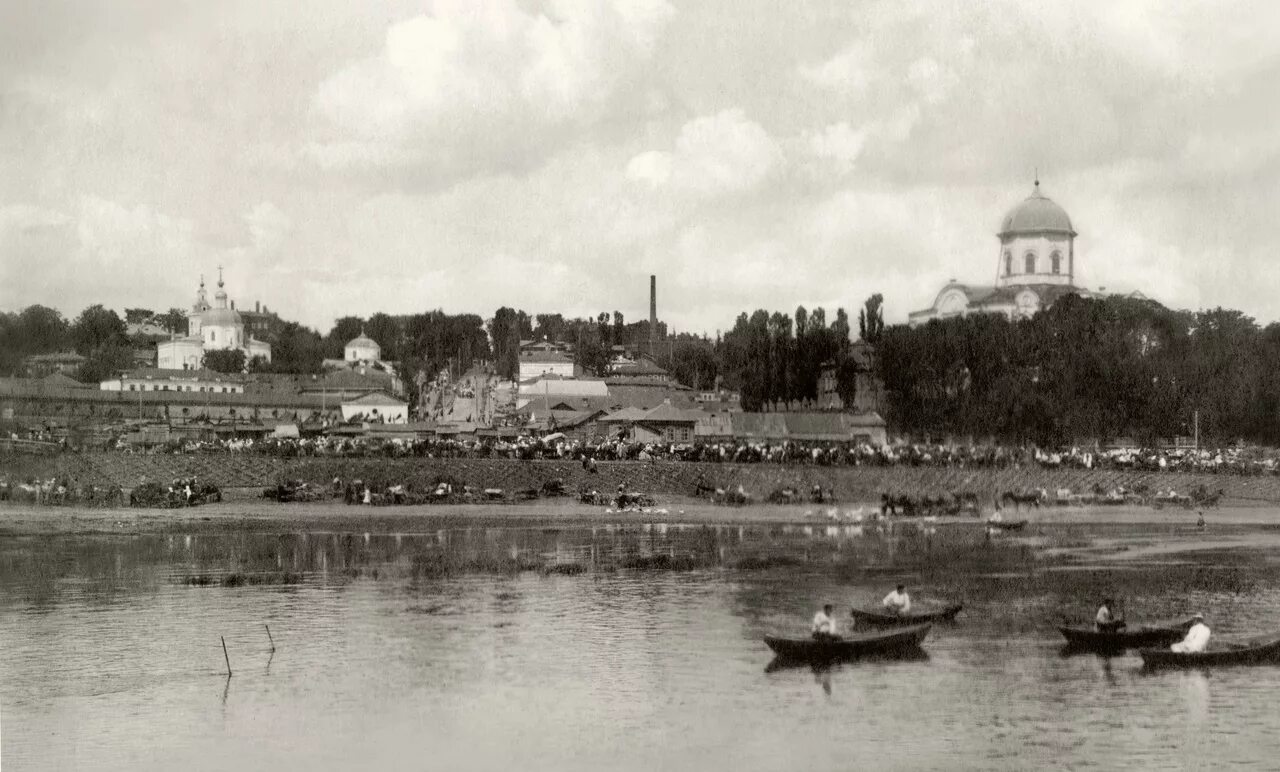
[0,496,1266,536]
[7,452,1280,505]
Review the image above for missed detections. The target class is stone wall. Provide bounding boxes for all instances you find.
[6,452,1280,503]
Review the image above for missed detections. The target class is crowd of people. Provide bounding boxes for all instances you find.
[91,432,1280,478]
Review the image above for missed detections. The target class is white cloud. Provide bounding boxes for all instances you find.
[806,122,869,173]
[308,0,675,180]
[626,109,783,196]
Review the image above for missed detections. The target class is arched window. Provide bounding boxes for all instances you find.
[1003,251,1012,276]
[211,330,217,343]
[1050,251,1061,274]
[1024,252,1036,274]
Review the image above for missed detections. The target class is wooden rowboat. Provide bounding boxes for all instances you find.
[1139,634,1280,669]
[1058,618,1196,652]
[988,520,1027,531]
[850,603,963,627]
[765,623,932,663]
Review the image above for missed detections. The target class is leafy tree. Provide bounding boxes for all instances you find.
[78,344,133,384]
[858,293,884,343]
[70,305,128,355]
[203,349,247,373]
[158,308,188,335]
[124,308,155,325]
[326,316,365,357]
[365,312,402,361]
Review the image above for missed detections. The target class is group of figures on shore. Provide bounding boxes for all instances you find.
[96,434,1280,478]
[0,476,123,506]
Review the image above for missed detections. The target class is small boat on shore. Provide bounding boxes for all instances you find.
[765,623,932,663]
[850,604,963,627]
[987,520,1027,531]
[1139,633,1280,669]
[1058,618,1196,652]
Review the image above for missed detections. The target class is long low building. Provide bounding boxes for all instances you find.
[0,376,406,434]
[696,411,887,446]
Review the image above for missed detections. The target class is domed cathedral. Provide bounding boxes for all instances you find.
[909,180,1099,326]
[157,270,272,369]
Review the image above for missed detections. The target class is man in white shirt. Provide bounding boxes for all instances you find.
[812,604,839,640]
[1171,613,1210,653]
[1095,598,1125,632]
[882,584,911,615]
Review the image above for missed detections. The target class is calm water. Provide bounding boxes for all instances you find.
[3,520,1280,771]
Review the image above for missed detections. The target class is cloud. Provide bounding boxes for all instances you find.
[806,122,869,174]
[626,109,783,196]
[307,0,675,183]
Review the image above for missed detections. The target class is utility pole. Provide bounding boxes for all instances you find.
[1193,409,1199,451]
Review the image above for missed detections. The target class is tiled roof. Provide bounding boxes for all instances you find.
[344,391,407,407]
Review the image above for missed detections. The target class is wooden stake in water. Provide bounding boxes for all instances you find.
[265,624,276,653]
[221,635,233,677]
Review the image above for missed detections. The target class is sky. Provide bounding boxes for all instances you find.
[2,0,1278,336]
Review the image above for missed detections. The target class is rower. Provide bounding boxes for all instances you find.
[882,584,911,615]
[812,603,839,641]
[1094,598,1126,632]
[1171,613,1210,653]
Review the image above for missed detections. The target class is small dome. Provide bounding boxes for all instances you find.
[999,182,1075,237]
[347,333,379,349]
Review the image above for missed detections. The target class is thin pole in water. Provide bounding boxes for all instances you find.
[221,635,233,677]
[265,624,276,653]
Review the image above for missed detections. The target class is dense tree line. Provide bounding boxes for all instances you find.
[717,305,858,411]
[877,294,1280,446]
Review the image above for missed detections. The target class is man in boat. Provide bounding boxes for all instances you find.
[882,584,911,615]
[1170,613,1210,653]
[1094,598,1126,633]
[812,603,840,641]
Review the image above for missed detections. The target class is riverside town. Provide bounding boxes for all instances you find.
[3,3,1279,770]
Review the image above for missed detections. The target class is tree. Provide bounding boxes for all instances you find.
[858,294,884,343]
[204,349,247,373]
[77,344,133,384]
[365,313,403,361]
[574,333,611,377]
[487,307,524,381]
[70,305,127,355]
[326,316,365,357]
[158,308,188,335]
[124,308,155,325]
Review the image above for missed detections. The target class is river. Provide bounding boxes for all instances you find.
[2,519,1279,770]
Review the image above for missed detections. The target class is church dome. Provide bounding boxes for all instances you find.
[999,182,1075,237]
[347,332,378,349]
[202,306,242,327]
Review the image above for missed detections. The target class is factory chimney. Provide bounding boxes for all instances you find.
[649,275,657,354]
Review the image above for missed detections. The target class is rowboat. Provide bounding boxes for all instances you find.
[850,603,963,627]
[764,623,932,663]
[1139,633,1280,669]
[1058,618,1196,652]
[987,520,1027,531]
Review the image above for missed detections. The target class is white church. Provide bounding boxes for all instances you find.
[157,271,271,370]
[908,180,1143,325]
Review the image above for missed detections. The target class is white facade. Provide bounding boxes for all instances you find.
[341,394,409,424]
[101,369,245,394]
[518,356,576,382]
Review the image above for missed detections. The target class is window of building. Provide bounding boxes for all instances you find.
[1050,251,1061,274]
[129,384,136,391]
[1024,253,1036,274]
[1003,251,1012,275]
[211,330,216,342]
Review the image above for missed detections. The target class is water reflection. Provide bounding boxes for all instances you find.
[3,522,1280,771]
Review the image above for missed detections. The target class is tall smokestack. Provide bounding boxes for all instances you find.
[649,275,657,354]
